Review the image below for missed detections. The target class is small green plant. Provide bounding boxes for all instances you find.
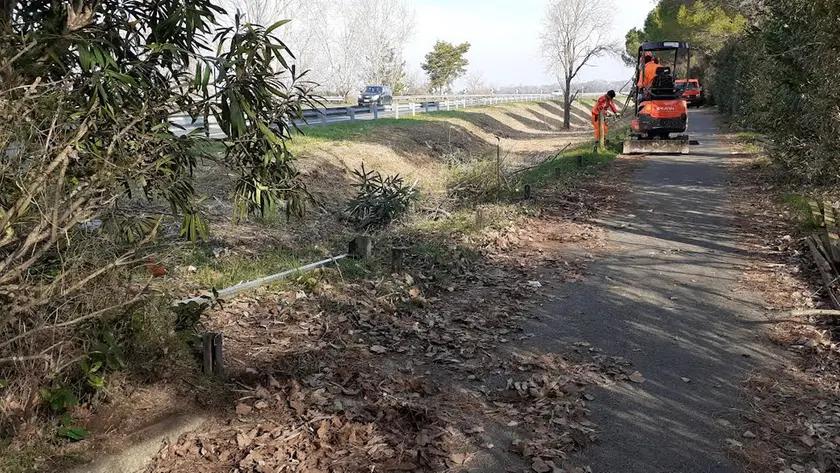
[79,361,105,391]
[39,385,78,414]
[57,414,88,441]
[89,330,126,373]
[39,386,88,440]
[347,164,419,229]
[173,300,212,333]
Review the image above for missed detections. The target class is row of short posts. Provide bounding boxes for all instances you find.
[349,234,407,274]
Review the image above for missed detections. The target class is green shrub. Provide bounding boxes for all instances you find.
[711,0,840,184]
[347,165,419,229]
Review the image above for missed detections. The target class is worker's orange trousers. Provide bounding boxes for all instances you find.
[591,115,608,140]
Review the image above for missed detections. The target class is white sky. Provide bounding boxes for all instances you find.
[403,0,656,87]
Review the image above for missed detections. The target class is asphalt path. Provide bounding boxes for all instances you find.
[524,109,780,472]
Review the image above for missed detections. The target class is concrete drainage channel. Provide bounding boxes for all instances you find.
[68,239,374,473]
[69,414,208,473]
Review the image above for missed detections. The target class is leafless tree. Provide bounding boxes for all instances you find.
[220,0,287,26]
[401,66,429,95]
[540,0,617,129]
[464,71,485,94]
[221,0,415,99]
[355,0,414,89]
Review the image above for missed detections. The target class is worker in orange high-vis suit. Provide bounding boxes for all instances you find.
[591,90,618,140]
[637,52,659,91]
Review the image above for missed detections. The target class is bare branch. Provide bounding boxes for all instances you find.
[0,291,147,351]
[540,0,616,128]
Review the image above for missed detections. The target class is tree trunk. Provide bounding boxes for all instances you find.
[562,78,572,130]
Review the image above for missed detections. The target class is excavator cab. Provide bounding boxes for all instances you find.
[624,41,691,155]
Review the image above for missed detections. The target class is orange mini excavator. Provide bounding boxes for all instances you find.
[623,41,692,155]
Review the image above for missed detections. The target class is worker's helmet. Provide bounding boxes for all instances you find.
[607,90,616,99]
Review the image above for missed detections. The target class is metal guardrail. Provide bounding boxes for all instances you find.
[301,93,556,123]
[171,92,612,136]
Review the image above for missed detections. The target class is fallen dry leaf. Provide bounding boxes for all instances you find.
[532,458,551,473]
[235,403,253,415]
[369,345,388,354]
[450,452,467,465]
[629,372,645,384]
[725,438,743,448]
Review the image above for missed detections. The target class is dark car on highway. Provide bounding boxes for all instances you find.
[358,85,393,107]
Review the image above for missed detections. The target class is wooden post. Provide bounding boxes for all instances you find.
[349,236,373,260]
[598,109,606,153]
[212,333,224,378]
[524,184,531,200]
[202,333,214,374]
[475,208,486,229]
[391,247,406,273]
[496,137,502,191]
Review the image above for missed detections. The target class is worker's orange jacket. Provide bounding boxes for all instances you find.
[637,61,659,88]
[591,95,618,117]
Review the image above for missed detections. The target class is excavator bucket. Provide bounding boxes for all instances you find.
[623,136,690,155]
